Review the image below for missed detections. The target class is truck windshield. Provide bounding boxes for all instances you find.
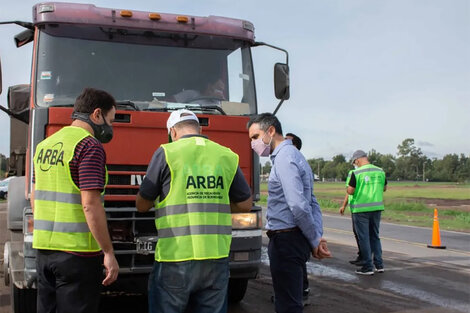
[35,26,256,115]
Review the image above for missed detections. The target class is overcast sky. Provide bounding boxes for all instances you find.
[0,0,469,160]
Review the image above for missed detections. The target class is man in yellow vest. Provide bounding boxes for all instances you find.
[345,150,387,275]
[136,109,252,313]
[31,88,119,313]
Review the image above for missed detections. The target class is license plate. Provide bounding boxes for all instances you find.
[135,236,157,255]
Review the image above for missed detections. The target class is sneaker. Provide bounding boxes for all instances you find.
[375,266,385,273]
[303,288,310,297]
[355,268,374,275]
[349,258,361,265]
[302,288,310,306]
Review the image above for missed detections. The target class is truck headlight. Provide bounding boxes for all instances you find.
[231,211,262,229]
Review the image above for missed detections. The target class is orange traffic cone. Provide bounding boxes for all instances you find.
[427,208,446,249]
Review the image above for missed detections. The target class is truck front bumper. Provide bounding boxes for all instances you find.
[229,229,262,279]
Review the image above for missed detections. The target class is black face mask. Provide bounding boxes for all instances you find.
[71,111,114,143]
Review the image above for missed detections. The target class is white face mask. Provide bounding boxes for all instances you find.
[354,164,358,169]
[251,133,272,157]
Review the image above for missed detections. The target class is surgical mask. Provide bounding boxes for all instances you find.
[72,111,114,143]
[353,164,358,169]
[251,133,272,157]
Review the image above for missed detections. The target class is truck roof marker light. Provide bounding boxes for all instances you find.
[120,10,133,18]
[177,16,189,23]
[149,13,161,20]
[38,4,55,13]
[243,21,254,32]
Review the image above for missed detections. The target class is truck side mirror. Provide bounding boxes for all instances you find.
[14,29,34,48]
[274,63,289,100]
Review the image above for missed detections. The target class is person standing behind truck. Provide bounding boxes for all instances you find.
[136,109,252,313]
[339,170,362,265]
[345,150,387,275]
[248,113,331,313]
[31,88,119,313]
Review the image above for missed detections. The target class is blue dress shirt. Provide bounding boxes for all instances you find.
[267,139,323,249]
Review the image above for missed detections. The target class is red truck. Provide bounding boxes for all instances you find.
[0,3,289,312]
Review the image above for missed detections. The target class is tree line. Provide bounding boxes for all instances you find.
[262,138,470,182]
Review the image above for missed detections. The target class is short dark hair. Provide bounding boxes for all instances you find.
[286,132,302,150]
[247,113,283,135]
[73,88,116,115]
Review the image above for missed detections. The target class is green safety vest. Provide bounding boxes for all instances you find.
[349,164,386,214]
[154,136,239,262]
[345,169,353,204]
[33,126,106,252]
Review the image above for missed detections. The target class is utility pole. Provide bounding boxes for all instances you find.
[317,163,320,180]
[423,162,426,182]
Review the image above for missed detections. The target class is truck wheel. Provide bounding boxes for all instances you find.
[10,283,37,313]
[7,176,28,231]
[228,278,248,303]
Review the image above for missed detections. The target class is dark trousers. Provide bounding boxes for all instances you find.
[268,230,311,313]
[352,217,362,260]
[352,211,383,270]
[302,263,309,291]
[36,249,103,313]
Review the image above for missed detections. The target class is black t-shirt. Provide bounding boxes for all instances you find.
[139,135,251,203]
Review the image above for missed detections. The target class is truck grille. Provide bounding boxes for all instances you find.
[104,165,156,271]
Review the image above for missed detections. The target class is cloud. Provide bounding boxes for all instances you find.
[417,141,434,147]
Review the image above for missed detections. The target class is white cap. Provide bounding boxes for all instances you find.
[166,109,199,133]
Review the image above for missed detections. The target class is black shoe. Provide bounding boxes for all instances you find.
[303,288,310,297]
[349,256,361,265]
[355,267,374,275]
[375,266,385,273]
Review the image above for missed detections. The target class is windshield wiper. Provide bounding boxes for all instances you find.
[196,105,226,115]
[116,100,140,111]
[48,103,75,107]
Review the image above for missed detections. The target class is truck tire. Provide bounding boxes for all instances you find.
[228,278,248,303]
[7,176,28,231]
[10,283,37,313]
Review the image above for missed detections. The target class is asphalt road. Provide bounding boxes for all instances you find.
[1,202,469,313]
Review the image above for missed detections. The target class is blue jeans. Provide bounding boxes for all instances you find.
[352,211,383,270]
[148,258,229,313]
[268,230,311,313]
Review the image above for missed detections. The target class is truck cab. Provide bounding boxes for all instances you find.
[1,3,289,312]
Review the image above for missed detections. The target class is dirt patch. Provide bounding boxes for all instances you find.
[398,198,470,212]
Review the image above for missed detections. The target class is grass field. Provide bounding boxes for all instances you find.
[259,182,470,232]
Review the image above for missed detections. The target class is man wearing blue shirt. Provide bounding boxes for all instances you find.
[248,113,331,313]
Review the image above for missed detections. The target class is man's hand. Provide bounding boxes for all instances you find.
[102,252,119,286]
[312,238,332,260]
[339,205,346,215]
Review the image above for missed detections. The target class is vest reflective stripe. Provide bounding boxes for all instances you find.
[158,225,232,238]
[349,164,386,214]
[33,126,105,252]
[35,190,104,204]
[34,219,91,233]
[350,201,384,209]
[354,167,384,175]
[154,136,239,262]
[35,190,82,204]
[156,203,231,218]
